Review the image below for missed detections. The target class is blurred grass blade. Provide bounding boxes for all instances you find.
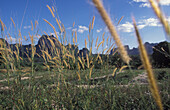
[119,65,128,73]
[117,16,124,25]
[92,0,130,64]
[149,0,170,39]
[43,19,58,39]
[133,17,163,110]
[112,68,117,77]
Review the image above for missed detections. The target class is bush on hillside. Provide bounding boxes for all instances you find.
[152,41,170,68]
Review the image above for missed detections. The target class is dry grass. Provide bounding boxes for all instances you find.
[97,40,104,51]
[119,65,128,73]
[112,67,117,77]
[91,16,95,30]
[133,17,163,110]
[92,0,164,109]
[92,0,131,65]
[149,0,170,36]
[47,5,55,18]
[10,17,16,28]
[43,19,58,39]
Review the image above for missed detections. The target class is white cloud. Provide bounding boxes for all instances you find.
[104,27,109,32]
[133,0,147,2]
[6,37,16,43]
[79,26,88,30]
[50,32,56,36]
[96,28,102,33]
[117,22,134,33]
[78,29,84,33]
[78,25,88,33]
[50,32,62,37]
[117,17,164,33]
[6,37,26,44]
[87,0,103,6]
[139,3,150,7]
[133,0,170,7]
[159,0,170,6]
[72,28,77,32]
[138,24,146,29]
[66,27,72,30]
[138,18,161,29]
[167,17,170,24]
[23,25,31,29]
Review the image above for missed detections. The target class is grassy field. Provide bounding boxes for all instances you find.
[0,68,169,109]
[0,0,170,109]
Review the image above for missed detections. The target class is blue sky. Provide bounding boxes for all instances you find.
[0,0,170,52]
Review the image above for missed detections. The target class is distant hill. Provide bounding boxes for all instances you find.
[0,35,81,58]
[110,42,158,55]
[0,36,159,58]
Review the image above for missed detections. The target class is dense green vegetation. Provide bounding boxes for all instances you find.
[0,68,169,109]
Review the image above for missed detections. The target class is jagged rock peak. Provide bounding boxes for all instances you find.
[37,34,61,48]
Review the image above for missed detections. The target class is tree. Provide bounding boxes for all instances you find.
[129,55,142,69]
[152,41,170,68]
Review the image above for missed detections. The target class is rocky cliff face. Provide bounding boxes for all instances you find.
[78,48,89,58]
[0,35,80,58]
[10,44,32,57]
[35,35,62,56]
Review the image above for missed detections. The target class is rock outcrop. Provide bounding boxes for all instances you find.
[35,35,62,56]
[78,48,89,58]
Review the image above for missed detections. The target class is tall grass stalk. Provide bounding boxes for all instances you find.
[149,0,170,36]
[133,17,163,110]
[92,0,130,65]
[43,19,58,40]
[0,19,11,85]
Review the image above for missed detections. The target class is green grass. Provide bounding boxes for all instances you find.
[0,68,169,109]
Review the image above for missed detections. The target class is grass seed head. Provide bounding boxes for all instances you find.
[31,21,33,31]
[47,5,55,18]
[149,0,170,36]
[10,17,16,28]
[85,39,87,48]
[92,0,131,64]
[133,17,163,110]
[43,19,58,39]
[97,41,104,50]
[91,16,95,29]
[95,36,99,47]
